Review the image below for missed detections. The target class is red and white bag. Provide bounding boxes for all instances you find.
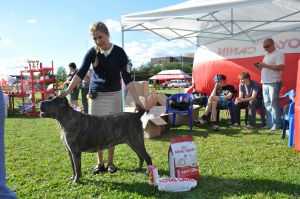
[158,177,197,192]
[168,135,200,180]
[148,165,197,192]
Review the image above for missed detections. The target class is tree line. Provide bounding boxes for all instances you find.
[131,62,193,81]
[55,62,193,83]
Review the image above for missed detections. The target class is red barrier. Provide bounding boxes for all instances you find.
[193,53,300,95]
[295,59,300,151]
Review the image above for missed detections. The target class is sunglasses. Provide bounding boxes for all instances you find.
[263,44,272,49]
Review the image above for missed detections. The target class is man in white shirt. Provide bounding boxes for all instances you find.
[256,38,284,131]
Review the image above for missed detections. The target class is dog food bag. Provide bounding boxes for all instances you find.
[158,177,197,192]
[148,165,160,186]
[168,135,200,180]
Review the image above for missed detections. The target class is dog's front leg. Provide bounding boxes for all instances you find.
[71,151,82,183]
[67,149,75,181]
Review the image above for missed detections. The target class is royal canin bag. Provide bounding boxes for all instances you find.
[168,135,200,180]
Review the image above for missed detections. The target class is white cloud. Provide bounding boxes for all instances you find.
[124,39,194,68]
[0,37,15,49]
[26,18,37,24]
[104,19,121,33]
[0,57,33,76]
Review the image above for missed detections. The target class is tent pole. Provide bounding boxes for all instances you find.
[121,26,124,48]
[231,8,234,35]
[121,26,125,111]
[196,35,201,47]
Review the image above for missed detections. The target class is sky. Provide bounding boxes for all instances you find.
[0,0,196,77]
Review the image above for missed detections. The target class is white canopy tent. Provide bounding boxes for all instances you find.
[121,0,300,47]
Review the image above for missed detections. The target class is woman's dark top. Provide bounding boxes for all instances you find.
[67,69,78,82]
[77,45,132,93]
[216,85,236,99]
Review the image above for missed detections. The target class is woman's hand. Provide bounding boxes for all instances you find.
[58,89,70,97]
[135,101,146,112]
[235,97,242,104]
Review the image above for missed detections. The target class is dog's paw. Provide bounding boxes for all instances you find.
[134,167,143,172]
[69,175,80,183]
[72,178,80,184]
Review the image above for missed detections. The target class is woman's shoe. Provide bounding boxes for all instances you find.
[233,123,240,127]
[246,124,255,129]
[198,118,207,125]
[107,164,118,173]
[198,115,208,124]
[211,124,219,131]
[93,163,107,175]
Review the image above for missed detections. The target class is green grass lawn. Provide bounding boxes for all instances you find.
[4,112,300,199]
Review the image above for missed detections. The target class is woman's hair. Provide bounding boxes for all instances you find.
[68,62,77,69]
[214,74,226,82]
[90,21,110,36]
[239,72,251,80]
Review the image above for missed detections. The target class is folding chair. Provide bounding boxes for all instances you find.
[281,89,295,148]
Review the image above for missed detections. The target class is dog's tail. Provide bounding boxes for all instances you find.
[135,104,146,118]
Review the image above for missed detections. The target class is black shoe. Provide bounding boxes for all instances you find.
[211,124,219,131]
[93,164,107,175]
[198,115,208,124]
[107,164,118,173]
[246,124,255,129]
[193,119,200,124]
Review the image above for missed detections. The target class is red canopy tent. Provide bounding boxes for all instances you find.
[149,70,191,82]
[192,32,300,95]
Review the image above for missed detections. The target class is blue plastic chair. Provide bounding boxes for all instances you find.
[281,89,295,147]
[166,93,194,131]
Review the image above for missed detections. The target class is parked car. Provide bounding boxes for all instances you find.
[161,81,169,89]
[167,80,191,88]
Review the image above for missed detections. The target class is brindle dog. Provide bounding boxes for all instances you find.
[40,96,152,183]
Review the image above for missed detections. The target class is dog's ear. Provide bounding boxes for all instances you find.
[56,96,70,108]
[62,97,70,107]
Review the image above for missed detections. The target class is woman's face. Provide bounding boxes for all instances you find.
[93,30,110,50]
[69,67,75,72]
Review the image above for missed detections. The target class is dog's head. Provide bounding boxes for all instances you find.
[40,96,70,118]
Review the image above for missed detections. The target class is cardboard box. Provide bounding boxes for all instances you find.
[125,81,149,107]
[125,106,168,138]
[125,81,169,138]
[144,117,167,138]
[125,81,167,109]
[141,106,168,138]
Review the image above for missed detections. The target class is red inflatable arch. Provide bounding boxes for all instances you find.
[192,32,300,95]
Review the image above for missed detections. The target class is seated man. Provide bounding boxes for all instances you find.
[233,72,266,128]
[197,74,235,130]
